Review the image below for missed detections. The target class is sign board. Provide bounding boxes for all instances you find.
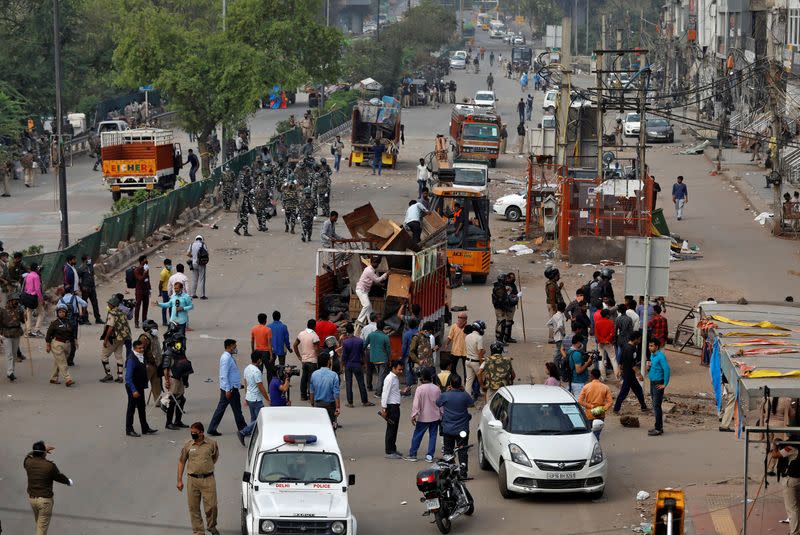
[515,15,525,23]
[103,159,157,177]
[139,85,154,92]
[545,25,563,50]
[624,237,671,297]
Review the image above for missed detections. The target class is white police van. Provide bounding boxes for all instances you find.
[241,406,357,535]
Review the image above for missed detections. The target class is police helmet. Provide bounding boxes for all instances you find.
[320,158,327,165]
[56,303,68,312]
[142,319,159,332]
[472,320,486,334]
[324,335,337,349]
[490,341,505,355]
[544,266,560,280]
[600,267,614,279]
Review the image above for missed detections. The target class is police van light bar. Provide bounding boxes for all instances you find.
[284,435,317,444]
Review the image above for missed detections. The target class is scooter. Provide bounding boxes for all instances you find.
[415,431,474,534]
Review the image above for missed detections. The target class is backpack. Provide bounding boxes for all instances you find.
[196,244,209,266]
[59,294,76,324]
[556,350,574,384]
[125,266,136,289]
[409,332,432,365]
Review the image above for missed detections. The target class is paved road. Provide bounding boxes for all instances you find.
[0,95,309,254]
[0,28,788,535]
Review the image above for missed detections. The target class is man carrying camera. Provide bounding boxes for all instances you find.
[269,364,293,406]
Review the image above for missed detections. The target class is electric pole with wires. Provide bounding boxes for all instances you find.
[767,8,787,235]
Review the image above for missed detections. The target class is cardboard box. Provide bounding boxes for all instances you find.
[386,270,412,299]
[366,219,401,245]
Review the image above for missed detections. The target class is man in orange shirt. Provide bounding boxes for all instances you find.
[445,312,468,379]
[250,313,273,373]
[578,369,613,439]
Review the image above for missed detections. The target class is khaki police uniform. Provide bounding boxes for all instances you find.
[180,437,219,534]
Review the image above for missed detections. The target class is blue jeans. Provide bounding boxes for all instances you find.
[418,180,426,197]
[160,291,169,325]
[372,156,382,175]
[208,388,247,434]
[334,153,341,172]
[650,382,665,431]
[404,358,416,390]
[409,420,439,458]
[189,166,197,182]
[241,399,264,436]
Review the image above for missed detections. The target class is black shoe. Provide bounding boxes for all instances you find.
[507,337,518,343]
[143,428,158,435]
[114,377,123,383]
[175,422,189,428]
[126,430,141,437]
[301,235,306,242]
[237,431,246,446]
[285,225,289,232]
[200,296,208,300]
[67,360,74,367]
[99,374,114,383]
[243,231,252,236]
[719,427,734,433]
[208,430,222,436]
[233,227,241,235]
[7,373,16,382]
[95,319,104,324]
[191,295,198,299]
[647,428,663,436]
[165,423,179,430]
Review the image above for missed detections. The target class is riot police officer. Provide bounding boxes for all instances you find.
[282,176,300,234]
[317,158,332,216]
[221,165,235,212]
[299,187,316,242]
[234,166,254,237]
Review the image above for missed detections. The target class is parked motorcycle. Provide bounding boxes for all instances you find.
[415,431,474,533]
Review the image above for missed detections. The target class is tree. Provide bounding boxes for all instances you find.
[0,82,26,166]
[113,3,263,175]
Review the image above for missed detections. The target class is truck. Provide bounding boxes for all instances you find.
[315,239,449,358]
[511,45,533,71]
[430,186,491,283]
[349,97,401,169]
[101,128,179,201]
[449,105,501,168]
[433,161,490,193]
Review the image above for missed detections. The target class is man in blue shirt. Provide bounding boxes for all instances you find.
[157,281,193,338]
[341,323,373,407]
[436,375,474,477]
[309,353,341,426]
[207,339,247,436]
[568,335,593,397]
[647,340,671,436]
[671,175,688,220]
[268,310,292,366]
[269,366,291,407]
[401,319,420,395]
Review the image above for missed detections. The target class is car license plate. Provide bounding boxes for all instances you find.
[425,498,440,510]
[546,472,576,479]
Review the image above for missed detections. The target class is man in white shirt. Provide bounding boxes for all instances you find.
[238,353,269,445]
[355,256,387,328]
[186,235,207,299]
[416,158,430,197]
[404,200,429,244]
[167,264,189,297]
[463,324,485,400]
[381,360,404,459]
[625,297,641,330]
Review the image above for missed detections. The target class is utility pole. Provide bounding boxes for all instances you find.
[767,7,787,236]
[596,49,605,182]
[585,0,589,55]
[557,15,573,168]
[53,0,69,248]
[221,0,227,162]
[573,0,578,55]
[600,15,607,71]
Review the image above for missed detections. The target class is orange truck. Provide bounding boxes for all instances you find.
[449,105,501,168]
[101,128,179,201]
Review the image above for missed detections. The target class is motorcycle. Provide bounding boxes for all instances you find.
[415,431,474,534]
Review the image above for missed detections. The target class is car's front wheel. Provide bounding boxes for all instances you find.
[505,206,522,222]
[478,434,492,471]
[498,460,518,499]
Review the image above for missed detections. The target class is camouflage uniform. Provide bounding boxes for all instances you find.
[299,188,316,242]
[234,167,254,236]
[481,353,514,400]
[221,166,236,211]
[254,176,271,232]
[315,163,332,216]
[282,178,300,233]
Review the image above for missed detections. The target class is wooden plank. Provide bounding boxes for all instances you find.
[343,203,379,239]
[387,270,412,299]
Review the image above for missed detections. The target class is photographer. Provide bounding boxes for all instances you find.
[269,364,293,406]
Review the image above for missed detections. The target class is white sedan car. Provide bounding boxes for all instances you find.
[450,51,467,70]
[623,112,641,137]
[493,192,525,222]
[477,385,607,498]
[473,90,497,109]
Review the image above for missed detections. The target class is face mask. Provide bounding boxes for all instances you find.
[150,329,158,336]
[191,432,200,440]
[87,259,92,265]
[231,348,238,355]
[143,263,149,271]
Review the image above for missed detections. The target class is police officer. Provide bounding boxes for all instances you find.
[233,166,254,237]
[479,341,515,401]
[316,158,332,216]
[544,267,564,344]
[253,175,271,232]
[282,176,300,233]
[24,440,74,535]
[221,165,235,212]
[299,186,316,242]
[177,422,220,535]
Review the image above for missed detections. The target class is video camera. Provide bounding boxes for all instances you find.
[276,364,300,380]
